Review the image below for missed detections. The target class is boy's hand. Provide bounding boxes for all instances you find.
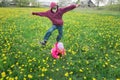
[32,12,35,15]
[76,4,80,8]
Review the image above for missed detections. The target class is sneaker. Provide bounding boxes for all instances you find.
[40,41,47,46]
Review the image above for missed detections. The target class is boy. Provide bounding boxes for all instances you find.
[32,2,80,45]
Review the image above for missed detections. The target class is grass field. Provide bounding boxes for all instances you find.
[0,8,120,80]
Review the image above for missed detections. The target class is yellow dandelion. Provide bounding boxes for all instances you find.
[41,73,44,77]
[3,61,6,64]
[110,65,117,68]
[56,68,59,71]
[103,77,106,80]
[105,53,108,57]
[86,68,89,70]
[62,66,65,69]
[9,77,14,80]
[15,76,18,80]
[42,67,47,72]
[70,62,73,65]
[69,78,72,80]
[47,64,49,68]
[64,72,69,77]
[84,76,87,79]
[16,62,19,66]
[116,78,120,80]
[2,54,5,57]
[3,56,7,60]
[86,60,89,64]
[72,50,76,55]
[53,61,56,64]
[69,71,73,75]
[79,69,83,73]
[28,74,33,79]
[11,64,15,68]
[23,78,27,80]
[43,59,46,63]
[102,64,105,67]
[28,59,32,62]
[105,61,108,65]
[6,76,9,79]
[9,70,12,75]
[1,72,6,78]
[93,77,96,80]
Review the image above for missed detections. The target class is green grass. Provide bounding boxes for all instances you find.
[99,4,120,11]
[75,8,120,16]
[0,8,120,80]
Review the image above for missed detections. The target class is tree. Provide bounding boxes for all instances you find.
[59,0,72,6]
[76,0,80,4]
[107,0,120,5]
[29,0,39,7]
[88,0,95,7]
[16,0,29,7]
[0,0,9,7]
[116,0,120,4]
[12,0,38,7]
[109,0,114,5]
[95,0,104,7]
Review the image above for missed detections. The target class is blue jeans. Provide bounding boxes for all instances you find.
[44,25,63,42]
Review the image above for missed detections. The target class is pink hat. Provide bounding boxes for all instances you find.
[50,2,57,8]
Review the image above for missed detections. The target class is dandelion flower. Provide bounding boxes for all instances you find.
[64,72,69,77]
[15,76,18,80]
[41,73,44,77]
[69,71,73,75]
[93,78,96,80]
[1,72,6,78]
[23,78,27,80]
[84,76,87,79]
[49,78,53,80]
[79,69,83,73]
[69,78,72,80]
[116,78,120,80]
[28,74,33,79]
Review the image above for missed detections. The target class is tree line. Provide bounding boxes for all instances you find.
[0,0,120,7]
[0,0,39,7]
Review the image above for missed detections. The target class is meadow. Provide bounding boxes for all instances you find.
[0,8,120,80]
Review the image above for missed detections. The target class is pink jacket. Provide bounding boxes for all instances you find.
[51,42,65,59]
[32,5,76,26]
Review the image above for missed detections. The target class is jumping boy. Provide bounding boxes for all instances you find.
[32,2,80,45]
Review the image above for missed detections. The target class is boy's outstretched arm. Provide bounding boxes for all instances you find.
[61,4,80,13]
[32,11,48,17]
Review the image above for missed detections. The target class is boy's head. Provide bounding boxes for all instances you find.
[50,2,58,13]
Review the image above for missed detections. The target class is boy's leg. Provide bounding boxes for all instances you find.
[56,26,63,42]
[41,25,56,45]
